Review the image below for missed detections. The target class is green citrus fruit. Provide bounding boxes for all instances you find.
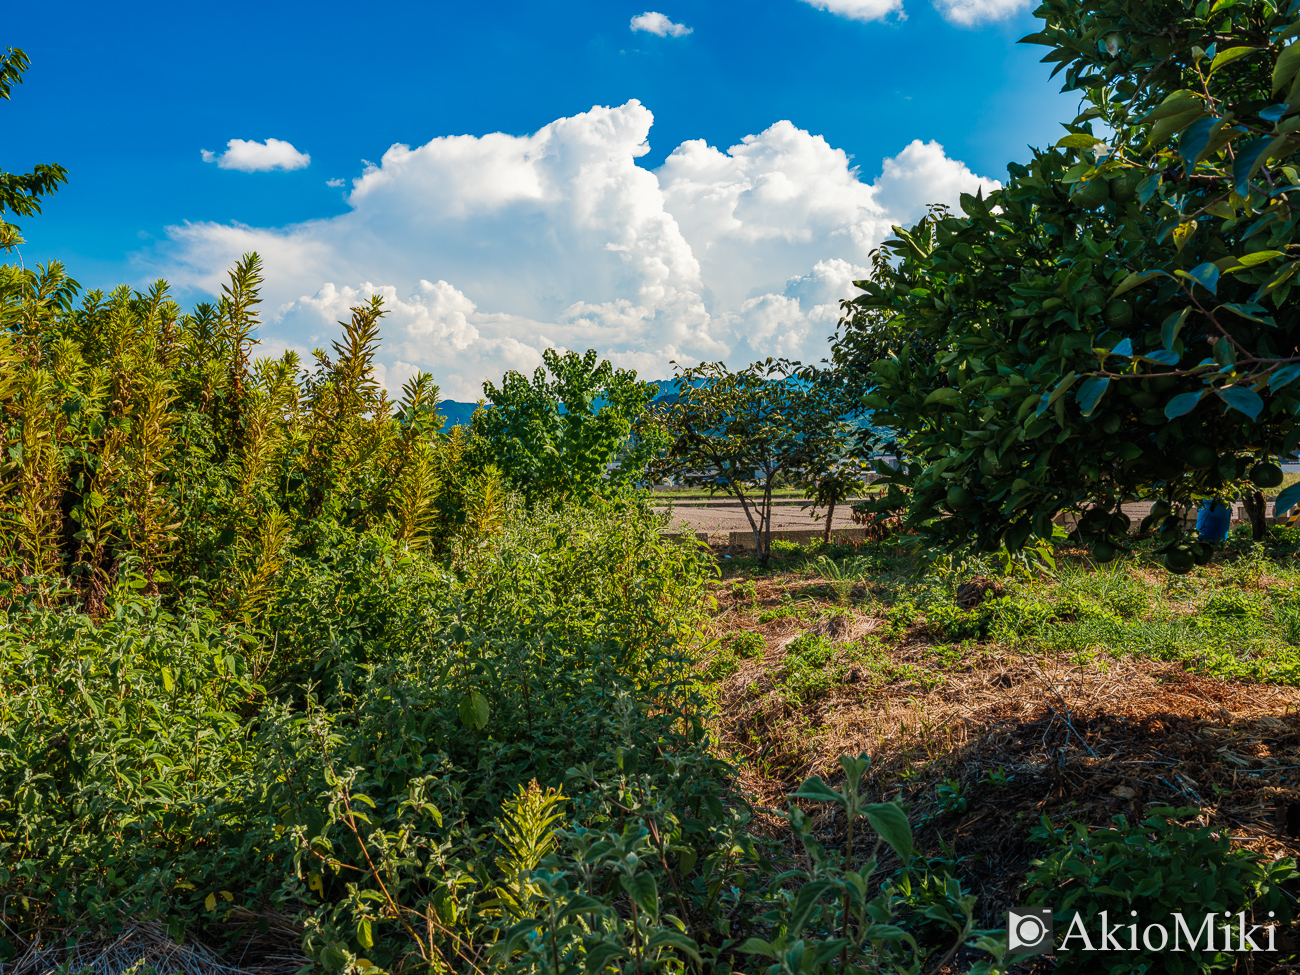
[1101,414,1122,434]
[1071,179,1110,208]
[1103,299,1133,326]
[1184,445,1216,470]
[1165,548,1195,573]
[1081,286,1108,309]
[1092,541,1118,562]
[947,485,974,510]
[1250,462,1284,488]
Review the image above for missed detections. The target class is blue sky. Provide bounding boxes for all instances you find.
[7,0,1074,397]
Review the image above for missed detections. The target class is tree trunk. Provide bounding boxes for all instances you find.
[1243,489,1269,541]
[759,479,774,566]
[823,497,836,546]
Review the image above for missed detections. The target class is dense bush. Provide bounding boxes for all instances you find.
[1024,808,1298,974]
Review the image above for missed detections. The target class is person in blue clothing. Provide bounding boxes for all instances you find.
[1196,498,1231,542]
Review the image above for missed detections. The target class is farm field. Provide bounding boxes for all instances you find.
[694,528,1300,935]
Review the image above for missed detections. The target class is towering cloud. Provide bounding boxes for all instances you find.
[160,102,998,398]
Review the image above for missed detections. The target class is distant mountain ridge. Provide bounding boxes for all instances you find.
[434,377,877,433]
[434,379,680,428]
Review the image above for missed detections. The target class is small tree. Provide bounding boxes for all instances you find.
[643,360,853,565]
[474,348,659,505]
[803,458,871,546]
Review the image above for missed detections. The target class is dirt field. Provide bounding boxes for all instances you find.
[695,540,1300,952]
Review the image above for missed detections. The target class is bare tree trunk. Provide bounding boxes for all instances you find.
[759,478,774,566]
[823,496,836,546]
[1243,490,1269,541]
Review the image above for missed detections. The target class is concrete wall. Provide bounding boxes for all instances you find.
[726,527,872,550]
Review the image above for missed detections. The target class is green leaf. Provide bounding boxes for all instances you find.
[357,918,373,950]
[862,802,914,861]
[1218,302,1276,325]
[1275,481,1300,517]
[1234,138,1275,195]
[1075,376,1110,417]
[1137,174,1161,206]
[1253,260,1300,300]
[1161,308,1190,350]
[1186,262,1221,294]
[1056,133,1105,149]
[619,872,659,917]
[458,690,490,731]
[1164,391,1205,418]
[791,776,847,806]
[1209,46,1257,74]
[1110,271,1154,298]
[1270,363,1300,389]
[789,880,836,934]
[736,938,776,959]
[1274,41,1300,92]
[923,387,961,406]
[1141,90,1204,121]
[645,930,702,963]
[1237,250,1285,267]
[1179,116,1219,169]
[1218,386,1264,419]
[584,943,628,973]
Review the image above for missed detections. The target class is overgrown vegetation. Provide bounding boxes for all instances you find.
[13,0,1300,970]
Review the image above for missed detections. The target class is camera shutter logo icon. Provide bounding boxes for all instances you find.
[1007,906,1053,955]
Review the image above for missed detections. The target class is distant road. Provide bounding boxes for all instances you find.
[654,498,860,533]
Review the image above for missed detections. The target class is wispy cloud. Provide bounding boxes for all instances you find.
[630,11,693,36]
[326,178,345,187]
[797,0,904,23]
[200,138,311,173]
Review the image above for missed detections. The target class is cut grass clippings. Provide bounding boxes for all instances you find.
[692,530,1300,932]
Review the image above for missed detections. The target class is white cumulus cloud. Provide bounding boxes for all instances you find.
[630,11,693,36]
[200,138,311,173]
[932,0,1030,25]
[798,0,905,23]
[157,102,998,399]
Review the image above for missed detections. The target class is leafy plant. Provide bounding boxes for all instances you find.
[643,360,856,565]
[834,0,1300,572]
[474,348,660,505]
[1023,807,1299,973]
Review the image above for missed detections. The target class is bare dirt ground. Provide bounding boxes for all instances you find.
[699,563,1300,952]
[655,500,850,534]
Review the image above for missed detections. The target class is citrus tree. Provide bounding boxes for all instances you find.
[474,348,660,505]
[835,0,1300,571]
[643,361,854,565]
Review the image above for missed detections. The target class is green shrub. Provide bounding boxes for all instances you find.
[1023,808,1298,974]
[728,630,766,659]
[780,632,841,702]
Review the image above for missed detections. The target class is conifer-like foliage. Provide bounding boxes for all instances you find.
[0,253,500,614]
[837,0,1300,571]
